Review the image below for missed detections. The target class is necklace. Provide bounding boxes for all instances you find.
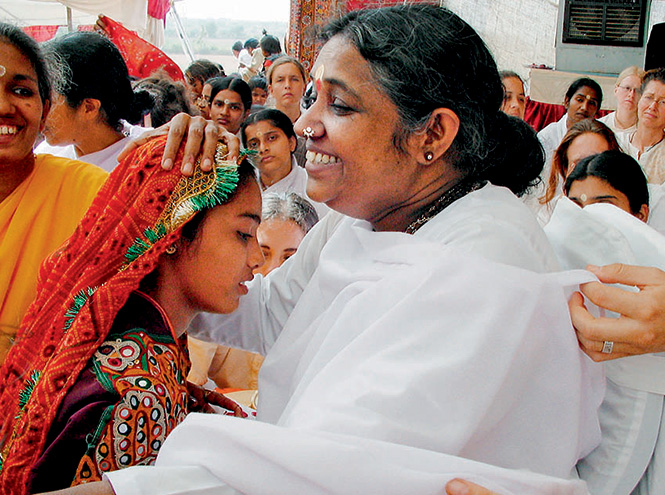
[405,179,486,234]
[630,132,665,154]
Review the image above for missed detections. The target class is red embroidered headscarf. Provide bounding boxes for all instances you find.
[0,136,239,493]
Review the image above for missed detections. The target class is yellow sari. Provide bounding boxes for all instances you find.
[0,154,107,363]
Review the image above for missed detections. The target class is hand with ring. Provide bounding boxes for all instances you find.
[569,263,665,361]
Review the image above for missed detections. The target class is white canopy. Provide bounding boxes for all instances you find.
[0,0,164,45]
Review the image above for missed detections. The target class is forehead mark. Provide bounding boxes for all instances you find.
[314,64,324,93]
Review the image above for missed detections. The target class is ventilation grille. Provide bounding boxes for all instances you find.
[563,0,646,46]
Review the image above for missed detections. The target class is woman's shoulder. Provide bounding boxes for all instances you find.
[419,184,559,272]
[34,154,108,189]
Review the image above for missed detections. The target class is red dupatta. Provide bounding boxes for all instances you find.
[0,137,238,494]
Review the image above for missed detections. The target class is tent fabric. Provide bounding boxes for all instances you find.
[22,25,59,41]
[101,15,182,81]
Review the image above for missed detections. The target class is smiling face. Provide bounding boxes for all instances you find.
[565,132,611,176]
[637,80,665,132]
[0,41,47,169]
[500,76,525,119]
[294,36,429,224]
[568,175,647,221]
[163,179,264,318]
[210,89,247,134]
[254,218,305,277]
[269,62,305,110]
[244,119,295,187]
[565,86,600,125]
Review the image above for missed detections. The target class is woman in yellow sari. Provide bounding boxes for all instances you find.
[0,23,108,363]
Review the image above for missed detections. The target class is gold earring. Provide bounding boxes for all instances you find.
[165,245,177,255]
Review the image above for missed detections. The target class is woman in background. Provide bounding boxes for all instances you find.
[35,31,153,172]
[208,76,252,135]
[499,70,526,120]
[599,66,644,134]
[565,150,649,221]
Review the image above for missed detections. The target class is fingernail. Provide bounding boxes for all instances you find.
[183,161,193,175]
[203,158,212,170]
[446,479,469,495]
[163,158,173,170]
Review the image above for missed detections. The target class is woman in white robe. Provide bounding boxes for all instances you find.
[544,150,665,494]
[50,5,603,495]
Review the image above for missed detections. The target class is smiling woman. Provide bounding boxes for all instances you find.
[0,23,108,365]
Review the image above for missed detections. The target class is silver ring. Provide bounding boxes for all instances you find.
[303,126,315,138]
[601,341,614,354]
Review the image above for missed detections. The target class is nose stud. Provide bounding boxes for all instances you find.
[303,127,315,138]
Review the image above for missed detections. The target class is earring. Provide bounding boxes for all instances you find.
[303,127,315,138]
[165,245,177,255]
[0,65,5,77]
[424,151,434,161]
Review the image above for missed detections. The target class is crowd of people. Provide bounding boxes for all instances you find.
[1,4,665,495]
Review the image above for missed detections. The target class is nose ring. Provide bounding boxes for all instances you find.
[303,127,315,138]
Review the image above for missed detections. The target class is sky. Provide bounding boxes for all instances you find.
[173,0,290,22]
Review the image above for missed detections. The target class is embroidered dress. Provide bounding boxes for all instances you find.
[0,137,239,495]
[29,291,189,492]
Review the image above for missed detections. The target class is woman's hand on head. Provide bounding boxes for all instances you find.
[117,113,240,176]
[186,381,247,417]
[570,263,665,361]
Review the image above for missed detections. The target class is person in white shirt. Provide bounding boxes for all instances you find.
[538,78,603,173]
[51,5,603,495]
[598,66,644,134]
[616,68,665,184]
[240,108,328,218]
[34,32,153,172]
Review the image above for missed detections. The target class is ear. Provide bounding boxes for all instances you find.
[563,97,570,109]
[79,98,102,121]
[636,204,649,222]
[408,108,460,165]
[268,83,273,95]
[289,135,297,153]
[39,99,51,133]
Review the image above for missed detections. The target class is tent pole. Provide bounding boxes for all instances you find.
[66,6,73,32]
[169,2,196,63]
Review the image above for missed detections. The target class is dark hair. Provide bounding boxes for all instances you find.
[248,75,268,91]
[260,34,281,56]
[244,38,259,50]
[642,67,665,92]
[320,5,542,196]
[266,56,307,86]
[541,119,620,204]
[0,22,51,105]
[185,59,224,85]
[209,76,253,113]
[564,150,649,214]
[232,41,243,52]
[180,158,257,245]
[565,77,603,108]
[500,70,523,84]
[133,71,197,127]
[43,32,152,128]
[262,192,319,234]
[240,108,296,147]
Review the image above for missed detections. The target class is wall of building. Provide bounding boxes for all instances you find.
[444,0,559,80]
[444,0,665,80]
